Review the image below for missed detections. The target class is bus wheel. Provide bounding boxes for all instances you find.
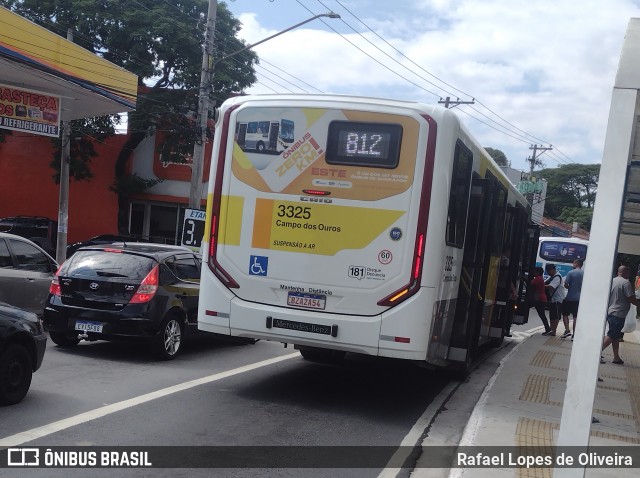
[298,346,345,364]
[256,142,265,152]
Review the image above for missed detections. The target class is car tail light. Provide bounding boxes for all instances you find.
[49,266,62,296]
[129,265,159,304]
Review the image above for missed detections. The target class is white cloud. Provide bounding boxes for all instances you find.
[226,0,640,170]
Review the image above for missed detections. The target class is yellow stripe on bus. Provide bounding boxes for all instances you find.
[219,195,244,246]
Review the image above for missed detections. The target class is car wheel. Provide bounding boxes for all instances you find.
[155,315,183,360]
[0,343,33,405]
[49,331,80,347]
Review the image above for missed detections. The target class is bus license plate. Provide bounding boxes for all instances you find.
[287,292,326,310]
[75,320,103,333]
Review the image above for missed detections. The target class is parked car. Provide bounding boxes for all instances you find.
[43,243,201,360]
[0,302,47,405]
[0,216,57,256]
[66,234,143,258]
[0,233,59,316]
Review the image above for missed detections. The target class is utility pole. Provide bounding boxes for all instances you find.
[55,27,73,264]
[438,96,475,108]
[527,143,553,175]
[188,0,217,209]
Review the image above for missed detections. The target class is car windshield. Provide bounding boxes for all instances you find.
[62,250,155,280]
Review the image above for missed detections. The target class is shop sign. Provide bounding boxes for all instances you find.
[0,84,60,137]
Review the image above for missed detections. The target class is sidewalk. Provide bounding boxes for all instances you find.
[444,326,640,477]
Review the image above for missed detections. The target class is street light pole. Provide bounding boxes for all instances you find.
[188,0,217,210]
[187,9,340,209]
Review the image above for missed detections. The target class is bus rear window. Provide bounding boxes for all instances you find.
[539,241,587,263]
[326,121,402,168]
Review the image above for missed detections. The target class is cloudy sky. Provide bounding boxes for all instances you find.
[222,0,640,173]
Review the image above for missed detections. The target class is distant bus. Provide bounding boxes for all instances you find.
[199,94,539,375]
[235,118,294,153]
[536,237,588,278]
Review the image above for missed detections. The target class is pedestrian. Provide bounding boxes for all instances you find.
[602,265,640,364]
[562,259,584,340]
[545,264,568,337]
[528,267,552,334]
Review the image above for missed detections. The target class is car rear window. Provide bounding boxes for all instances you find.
[62,250,155,280]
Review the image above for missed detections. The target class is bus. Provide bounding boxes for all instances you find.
[235,118,294,154]
[536,237,588,279]
[198,94,538,374]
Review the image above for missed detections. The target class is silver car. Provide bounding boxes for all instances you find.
[0,233,58,316]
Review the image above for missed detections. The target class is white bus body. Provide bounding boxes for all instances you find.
[536,237,588,279]
[199,95,537,372]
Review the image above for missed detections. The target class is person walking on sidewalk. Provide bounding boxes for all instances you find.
[602,265,640,364]
[529,267,552,334]
[545,264,568,337]
[562,259,584,340]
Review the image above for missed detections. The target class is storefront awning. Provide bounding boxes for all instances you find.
[0,6,137,123]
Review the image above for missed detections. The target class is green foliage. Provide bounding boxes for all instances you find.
[109,173,163,197]
[539,163,600,228]
[557,207,593,231]
[485,147,509,167]
[2,0,258,232]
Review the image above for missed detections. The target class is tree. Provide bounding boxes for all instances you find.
[539,163,600,229]
[485,147,510,167]
[1,0,258,232]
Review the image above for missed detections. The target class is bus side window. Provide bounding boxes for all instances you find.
[446,141,473,248]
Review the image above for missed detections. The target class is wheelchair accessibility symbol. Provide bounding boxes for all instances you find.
[249,255,268,276]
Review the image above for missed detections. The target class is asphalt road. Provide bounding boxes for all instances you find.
[1,331,455,478]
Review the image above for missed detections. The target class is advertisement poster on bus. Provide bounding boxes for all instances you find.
[0,83,60,137]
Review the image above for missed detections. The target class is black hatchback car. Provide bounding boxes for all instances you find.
[43,243,201,360]
[0,302,47,405]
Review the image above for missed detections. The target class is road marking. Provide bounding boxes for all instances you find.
[0,353,299,448]
[376,381,459,478]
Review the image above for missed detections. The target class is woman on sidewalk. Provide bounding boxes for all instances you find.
[528,267,552,334]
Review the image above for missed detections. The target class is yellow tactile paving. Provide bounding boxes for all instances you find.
[530,350,567,371]
[515,417,555,478]
[519,374,551,404]
[515,417,640,478]
[620,339,640,432]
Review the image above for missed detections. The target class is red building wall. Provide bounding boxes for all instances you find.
[0,133,126,243]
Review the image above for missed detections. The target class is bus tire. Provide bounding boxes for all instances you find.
[256,142,265,152]
[298,346,345,364]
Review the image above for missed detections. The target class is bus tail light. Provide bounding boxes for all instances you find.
[208,213,240,288]
[377,114,435,308]
[377,233,425,306]
[206,103,241,289]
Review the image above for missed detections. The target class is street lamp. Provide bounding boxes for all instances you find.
[187,10,341,209]
[215,12,341,66]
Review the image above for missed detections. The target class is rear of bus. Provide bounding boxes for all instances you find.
[198,95,442,361]
[536,237,588,279]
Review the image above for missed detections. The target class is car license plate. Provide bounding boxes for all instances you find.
[75,320,103,333]
[287,292,326,310]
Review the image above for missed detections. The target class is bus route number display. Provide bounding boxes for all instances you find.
[326,121,402,168]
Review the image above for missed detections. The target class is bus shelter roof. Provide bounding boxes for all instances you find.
[0,6,137,122]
